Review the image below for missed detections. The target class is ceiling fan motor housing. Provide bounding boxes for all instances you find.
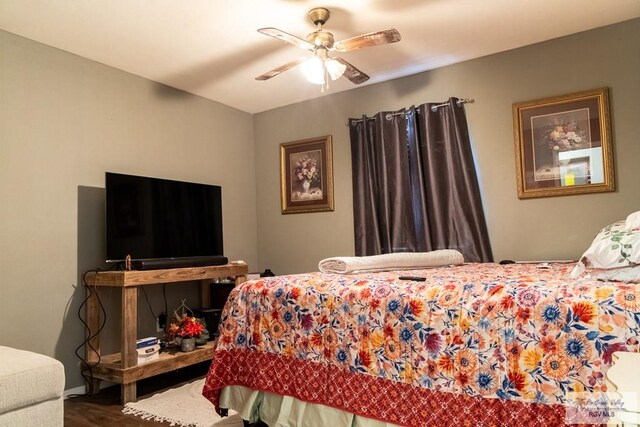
[307,31,334,48]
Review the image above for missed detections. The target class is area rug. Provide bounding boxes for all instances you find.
[122,378,242,427]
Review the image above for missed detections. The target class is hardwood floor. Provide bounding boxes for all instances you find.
[65,362,214,426]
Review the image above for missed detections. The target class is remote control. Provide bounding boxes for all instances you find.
[398,276,426,281]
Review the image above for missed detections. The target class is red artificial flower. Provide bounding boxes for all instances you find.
[171,316,205,338]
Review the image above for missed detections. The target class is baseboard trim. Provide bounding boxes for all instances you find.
[63,385,88,399]
[64,380,117,399]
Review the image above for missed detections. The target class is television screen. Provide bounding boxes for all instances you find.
[105,172,224,263]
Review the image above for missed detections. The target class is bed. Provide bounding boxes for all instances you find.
[202,218,640,427]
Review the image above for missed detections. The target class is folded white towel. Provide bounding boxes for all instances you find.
[318,250,464,274]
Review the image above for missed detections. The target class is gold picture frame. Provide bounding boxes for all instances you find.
[280,135,334,214]
[512,87,614,199]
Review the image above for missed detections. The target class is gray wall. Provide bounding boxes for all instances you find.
[254,18,640,275]
[0,30,258,390]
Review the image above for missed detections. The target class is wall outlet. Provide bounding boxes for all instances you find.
[156,312,167,332]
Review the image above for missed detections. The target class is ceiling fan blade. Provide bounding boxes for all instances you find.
[255,57,307,81]
[333,28,401,52]
[334,58,369,84]
[258,27,315,51]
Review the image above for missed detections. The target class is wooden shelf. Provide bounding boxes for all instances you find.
[86,263,248,287]
[89,342,216,384]
[84,263,247,403]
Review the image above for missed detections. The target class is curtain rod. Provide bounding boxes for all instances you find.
[346,98,474,125]
[429,97,474,112]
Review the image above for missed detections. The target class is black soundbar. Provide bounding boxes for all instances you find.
[131,256,228,271]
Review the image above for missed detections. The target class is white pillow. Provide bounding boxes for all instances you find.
[570,220,640,277]
[626,210,640,230]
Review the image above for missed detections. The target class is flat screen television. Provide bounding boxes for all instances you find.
[105,172,226,269]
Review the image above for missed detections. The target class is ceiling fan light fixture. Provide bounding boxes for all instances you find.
[301,56,325,85]
[325,58,346,81]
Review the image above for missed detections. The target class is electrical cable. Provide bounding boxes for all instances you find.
[163,283,168,334]
[69,264,116,398]
[140,286,157,321]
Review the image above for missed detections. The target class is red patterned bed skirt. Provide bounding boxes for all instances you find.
[203,349,598,427]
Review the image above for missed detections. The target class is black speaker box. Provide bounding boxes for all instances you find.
[131,255,228,270]
[193,307,223,337]
[210,280,235,309]
[193,280,235,338]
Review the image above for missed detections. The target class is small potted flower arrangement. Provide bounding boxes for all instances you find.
[168,315,206,352]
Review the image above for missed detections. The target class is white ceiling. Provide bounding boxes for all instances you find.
[1,1,639,114]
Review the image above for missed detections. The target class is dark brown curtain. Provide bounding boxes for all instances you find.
[349,98,493,262]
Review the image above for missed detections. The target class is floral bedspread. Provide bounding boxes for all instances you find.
[203,263,640,426]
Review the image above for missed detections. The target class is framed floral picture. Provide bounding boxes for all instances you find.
[512,88,615,199]
[280,135,334,214]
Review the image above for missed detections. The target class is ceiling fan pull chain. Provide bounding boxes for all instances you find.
[324,67,329,92]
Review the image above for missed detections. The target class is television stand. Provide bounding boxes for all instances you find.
[84,262,248,404]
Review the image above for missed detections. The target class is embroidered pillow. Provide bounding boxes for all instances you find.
[570,220,640,278]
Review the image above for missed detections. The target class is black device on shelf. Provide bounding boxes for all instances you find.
[209,279,235,308]
[105,172,227,269]
[194,279,235,337]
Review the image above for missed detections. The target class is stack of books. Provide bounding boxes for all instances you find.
[136,336,160,364]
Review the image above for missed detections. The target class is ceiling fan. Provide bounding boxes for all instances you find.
[255,7,401,90]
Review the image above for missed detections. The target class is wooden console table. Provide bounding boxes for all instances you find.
[84,262,248,404]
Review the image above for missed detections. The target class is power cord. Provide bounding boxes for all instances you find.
[71,266,171,398]
[140,286,157,321]
[163,283,168,334]
[141,285,170,334]
[70,264,116,398]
